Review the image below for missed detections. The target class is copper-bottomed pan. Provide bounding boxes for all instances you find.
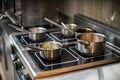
[77,33,107,56]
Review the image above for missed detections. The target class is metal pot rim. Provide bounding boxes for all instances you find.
[39,41,63,50]
[77,33,107,43]
[74,27,93,33]
[28,27,47,33]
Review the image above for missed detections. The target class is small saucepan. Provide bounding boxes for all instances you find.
[21,41,63,60]
[28,27,47,41]
[9,24,47,41]
[61,23,92,38]
[44,18,93,38]
[61,24,77,37]
[76,33,107,56]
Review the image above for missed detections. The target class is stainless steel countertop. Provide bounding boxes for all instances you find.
[37,62,120,80]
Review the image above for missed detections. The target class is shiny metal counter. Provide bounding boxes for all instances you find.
[37,62,120,80]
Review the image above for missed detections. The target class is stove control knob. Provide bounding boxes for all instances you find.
[14,61,23,70]
[21,74,31,80]
[11,54,19,61]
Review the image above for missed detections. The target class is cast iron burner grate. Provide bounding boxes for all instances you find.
[28,48,79,70]
[16,33,55,46]
[69,46,119,63]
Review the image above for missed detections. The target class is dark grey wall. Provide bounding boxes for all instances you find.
[21,0,63,26]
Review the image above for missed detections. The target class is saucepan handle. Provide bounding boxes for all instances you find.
[20,44,42,51]
[8,24,28,33]
[77,40,89,45]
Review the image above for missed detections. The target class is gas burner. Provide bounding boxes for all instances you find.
[50,31,76,42]
[28,48,79,70]
[69,46,119,63]
[16,33,55,46]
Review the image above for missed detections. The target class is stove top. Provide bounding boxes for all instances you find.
[10,27,120,79]
[50,31,76,47]
[50,31,76,42]
[16,33,55,46]
[69,46,119,63]
[28,48,78,70]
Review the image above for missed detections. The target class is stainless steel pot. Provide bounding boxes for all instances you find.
[77,33,107,56]
[39,41,62,60]
[61,24,77,37]
[21,41,62,60]
[28,27,47,41]
[74,28,93,38]
[8,24,47,41]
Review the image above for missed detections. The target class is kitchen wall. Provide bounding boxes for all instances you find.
[21,0,120,31]
[21,0,62,26]
[58,0,120,31]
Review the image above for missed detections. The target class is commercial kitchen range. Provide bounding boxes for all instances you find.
[0,14,120,80]
[1,14,120,80]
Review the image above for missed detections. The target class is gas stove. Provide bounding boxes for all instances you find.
[9,15,120,80]
[10,30,120,79]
